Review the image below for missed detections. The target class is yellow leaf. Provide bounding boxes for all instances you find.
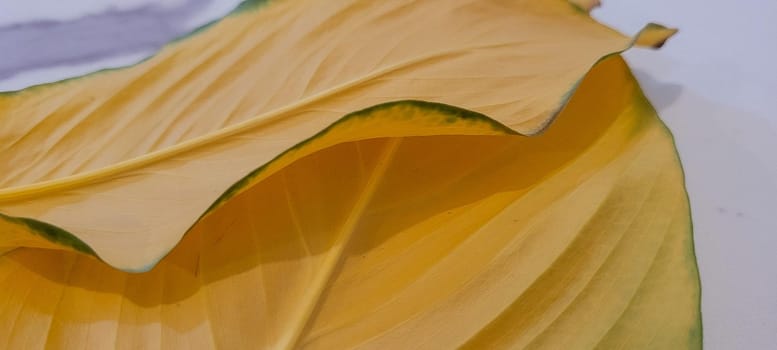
[0,0,698,348]
[0,0,673,271]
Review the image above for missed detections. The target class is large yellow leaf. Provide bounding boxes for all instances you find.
[0,0,699,348]
[0,0,672,271]
[0,55,699,348]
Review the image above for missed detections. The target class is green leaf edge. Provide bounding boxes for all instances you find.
[0,99,515,271]
[0,212,95,255]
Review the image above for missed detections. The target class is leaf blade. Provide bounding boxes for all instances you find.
[0,54,700,348]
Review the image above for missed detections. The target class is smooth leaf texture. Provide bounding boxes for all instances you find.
[0,0,699,349]
[0,0,671,271]
[0,55,700,349]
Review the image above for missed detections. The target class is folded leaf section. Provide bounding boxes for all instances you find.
[0,56,700,349]
[0,18,676,271]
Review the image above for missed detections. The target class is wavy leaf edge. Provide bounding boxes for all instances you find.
[0,1,678,273]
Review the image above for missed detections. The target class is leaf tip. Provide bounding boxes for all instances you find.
[568,0,602,13]
[634,23,678,49]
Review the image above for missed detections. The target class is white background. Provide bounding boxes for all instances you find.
[595,2,777,348]
[1,1,775,348]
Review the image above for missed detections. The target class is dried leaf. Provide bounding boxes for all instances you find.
[0,0,697,348]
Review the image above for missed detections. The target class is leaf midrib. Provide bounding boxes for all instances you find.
[278,139,401,350]
[0,42,523,202]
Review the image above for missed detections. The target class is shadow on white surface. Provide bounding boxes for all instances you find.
[631,69,683,110]
[0,0,244,91]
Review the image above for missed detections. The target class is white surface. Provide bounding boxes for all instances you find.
[1,1,775,348]
[596,2,777,349]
